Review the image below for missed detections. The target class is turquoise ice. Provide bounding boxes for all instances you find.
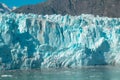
[0,13,120,70]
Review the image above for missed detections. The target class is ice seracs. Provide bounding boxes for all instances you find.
[0,13,120,70]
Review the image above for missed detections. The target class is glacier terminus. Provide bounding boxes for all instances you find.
[0,13,120,70]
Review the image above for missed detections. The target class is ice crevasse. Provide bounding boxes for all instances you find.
[0,13,120,70]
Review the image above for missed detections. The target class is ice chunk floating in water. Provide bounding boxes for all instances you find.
[0,13,120,70]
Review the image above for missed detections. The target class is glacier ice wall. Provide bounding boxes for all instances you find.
[0,13,120,70]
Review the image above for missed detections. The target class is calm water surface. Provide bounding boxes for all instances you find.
[0,66,120,80]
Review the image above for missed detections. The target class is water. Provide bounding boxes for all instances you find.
[0,66,120,80]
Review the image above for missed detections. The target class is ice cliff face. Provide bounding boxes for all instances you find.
[0,13,120,70]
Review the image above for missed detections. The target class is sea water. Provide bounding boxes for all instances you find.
[0,66,120,80]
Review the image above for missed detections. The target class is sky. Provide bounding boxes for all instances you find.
[0,0,46,8]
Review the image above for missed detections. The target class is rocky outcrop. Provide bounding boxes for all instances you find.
[13,0,120,17]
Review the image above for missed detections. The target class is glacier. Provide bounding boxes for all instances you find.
[0,13,120,70]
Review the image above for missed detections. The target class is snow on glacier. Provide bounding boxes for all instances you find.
[0,13,120,70]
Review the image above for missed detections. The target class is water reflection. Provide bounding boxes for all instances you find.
[0,66,120,80]
[79,66,111,80]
